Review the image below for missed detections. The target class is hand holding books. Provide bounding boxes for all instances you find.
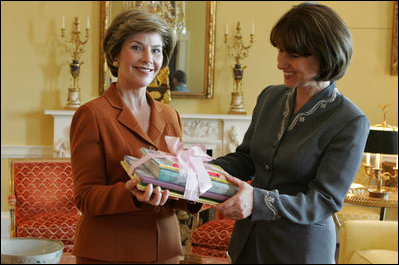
[121,136,238,206]
[214,173,254,220]
[125,177,170,206]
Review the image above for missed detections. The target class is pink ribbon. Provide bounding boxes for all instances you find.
[165,136,213,201]
[127,153,172,176]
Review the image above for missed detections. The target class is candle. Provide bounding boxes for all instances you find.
[225,23,229,35]
[366,153,370,166]
[62,16,65,29]
[252,21,255,34]
[375,153,381,169]
[87,16,90,29]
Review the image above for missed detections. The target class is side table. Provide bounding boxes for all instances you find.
[344,187,398,220]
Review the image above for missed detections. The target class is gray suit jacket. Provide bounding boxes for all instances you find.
[213,83,370,263]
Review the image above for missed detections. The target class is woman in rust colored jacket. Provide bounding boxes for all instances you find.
[70,9,201,264]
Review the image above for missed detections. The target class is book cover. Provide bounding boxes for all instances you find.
[122,155,230,206]
[139,148,238,197]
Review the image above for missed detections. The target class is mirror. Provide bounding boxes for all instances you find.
[99,1,216,99]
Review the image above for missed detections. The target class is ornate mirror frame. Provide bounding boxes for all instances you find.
[391,1,398,76]
[99,1,216,99]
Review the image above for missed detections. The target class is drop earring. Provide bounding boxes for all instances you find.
[112,61,118,67]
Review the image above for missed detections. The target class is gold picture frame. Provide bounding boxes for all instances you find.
[99,1,217,100]
[391,1,398,76]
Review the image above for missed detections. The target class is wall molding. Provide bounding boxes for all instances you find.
[1,145,53,159]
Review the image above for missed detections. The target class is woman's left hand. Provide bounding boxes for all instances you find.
[125,178,170,206]
[215,174,253,220]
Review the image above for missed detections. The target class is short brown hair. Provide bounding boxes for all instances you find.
[103,9,176,77]
[270,2,352,81]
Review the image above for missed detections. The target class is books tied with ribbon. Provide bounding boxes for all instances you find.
[120,136,238,206]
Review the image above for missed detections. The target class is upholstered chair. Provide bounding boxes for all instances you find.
[184,204,235,263]
[338,220,398,264]
[8,159,80,254]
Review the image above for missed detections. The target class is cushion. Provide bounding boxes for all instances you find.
[192,219,235,250]
[349,249,398,264]
[17,211,80,246]
[192,245,229,258]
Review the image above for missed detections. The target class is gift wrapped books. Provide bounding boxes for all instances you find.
[139,148,238,197]
[120,137,238,205]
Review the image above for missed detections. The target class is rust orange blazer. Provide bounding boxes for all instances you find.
[70,84,200,262]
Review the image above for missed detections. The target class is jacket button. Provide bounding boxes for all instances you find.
[154,206,160,213]
[265,164,270,171]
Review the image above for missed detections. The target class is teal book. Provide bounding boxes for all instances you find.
[140,148,238,197]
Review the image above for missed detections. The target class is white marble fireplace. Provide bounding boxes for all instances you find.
[44,110,252,158]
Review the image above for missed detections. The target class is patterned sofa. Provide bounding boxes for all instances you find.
[8,159,80,254]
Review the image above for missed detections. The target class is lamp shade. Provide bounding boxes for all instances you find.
[364,128,398,154]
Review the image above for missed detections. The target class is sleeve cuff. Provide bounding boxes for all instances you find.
[251,188,281,222]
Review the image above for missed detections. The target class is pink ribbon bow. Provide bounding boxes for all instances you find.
[165,136,213,201]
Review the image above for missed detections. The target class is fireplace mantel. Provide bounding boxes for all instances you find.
[44,110,252,158]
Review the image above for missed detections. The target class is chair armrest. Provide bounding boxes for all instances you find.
[338,220,398,264]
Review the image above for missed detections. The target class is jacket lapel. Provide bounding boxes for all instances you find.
[147,92,166,145]
[104,84,165,147]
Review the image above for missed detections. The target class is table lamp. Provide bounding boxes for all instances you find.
[363,105,398,198]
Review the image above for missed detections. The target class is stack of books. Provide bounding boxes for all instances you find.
[120,148,238,205]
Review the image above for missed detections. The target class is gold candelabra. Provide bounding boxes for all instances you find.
[224,21,255,115]
[364,154,398,199]
[60,16,89,109]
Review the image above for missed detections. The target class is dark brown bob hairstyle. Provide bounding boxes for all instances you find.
[270,2,352,82]
[103,9,176,77]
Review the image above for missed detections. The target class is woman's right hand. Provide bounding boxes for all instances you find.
[125,178,170,206]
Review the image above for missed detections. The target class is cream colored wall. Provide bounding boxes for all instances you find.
[1,1,398,212]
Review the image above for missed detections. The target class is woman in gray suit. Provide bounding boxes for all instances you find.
[213,3,369,264]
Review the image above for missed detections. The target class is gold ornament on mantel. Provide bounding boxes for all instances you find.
[224,21,255,115]
[60,16,90,109]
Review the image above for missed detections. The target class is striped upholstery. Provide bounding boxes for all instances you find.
[9,159,80,254]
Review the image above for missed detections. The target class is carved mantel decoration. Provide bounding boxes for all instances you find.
[44,111,251,159]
